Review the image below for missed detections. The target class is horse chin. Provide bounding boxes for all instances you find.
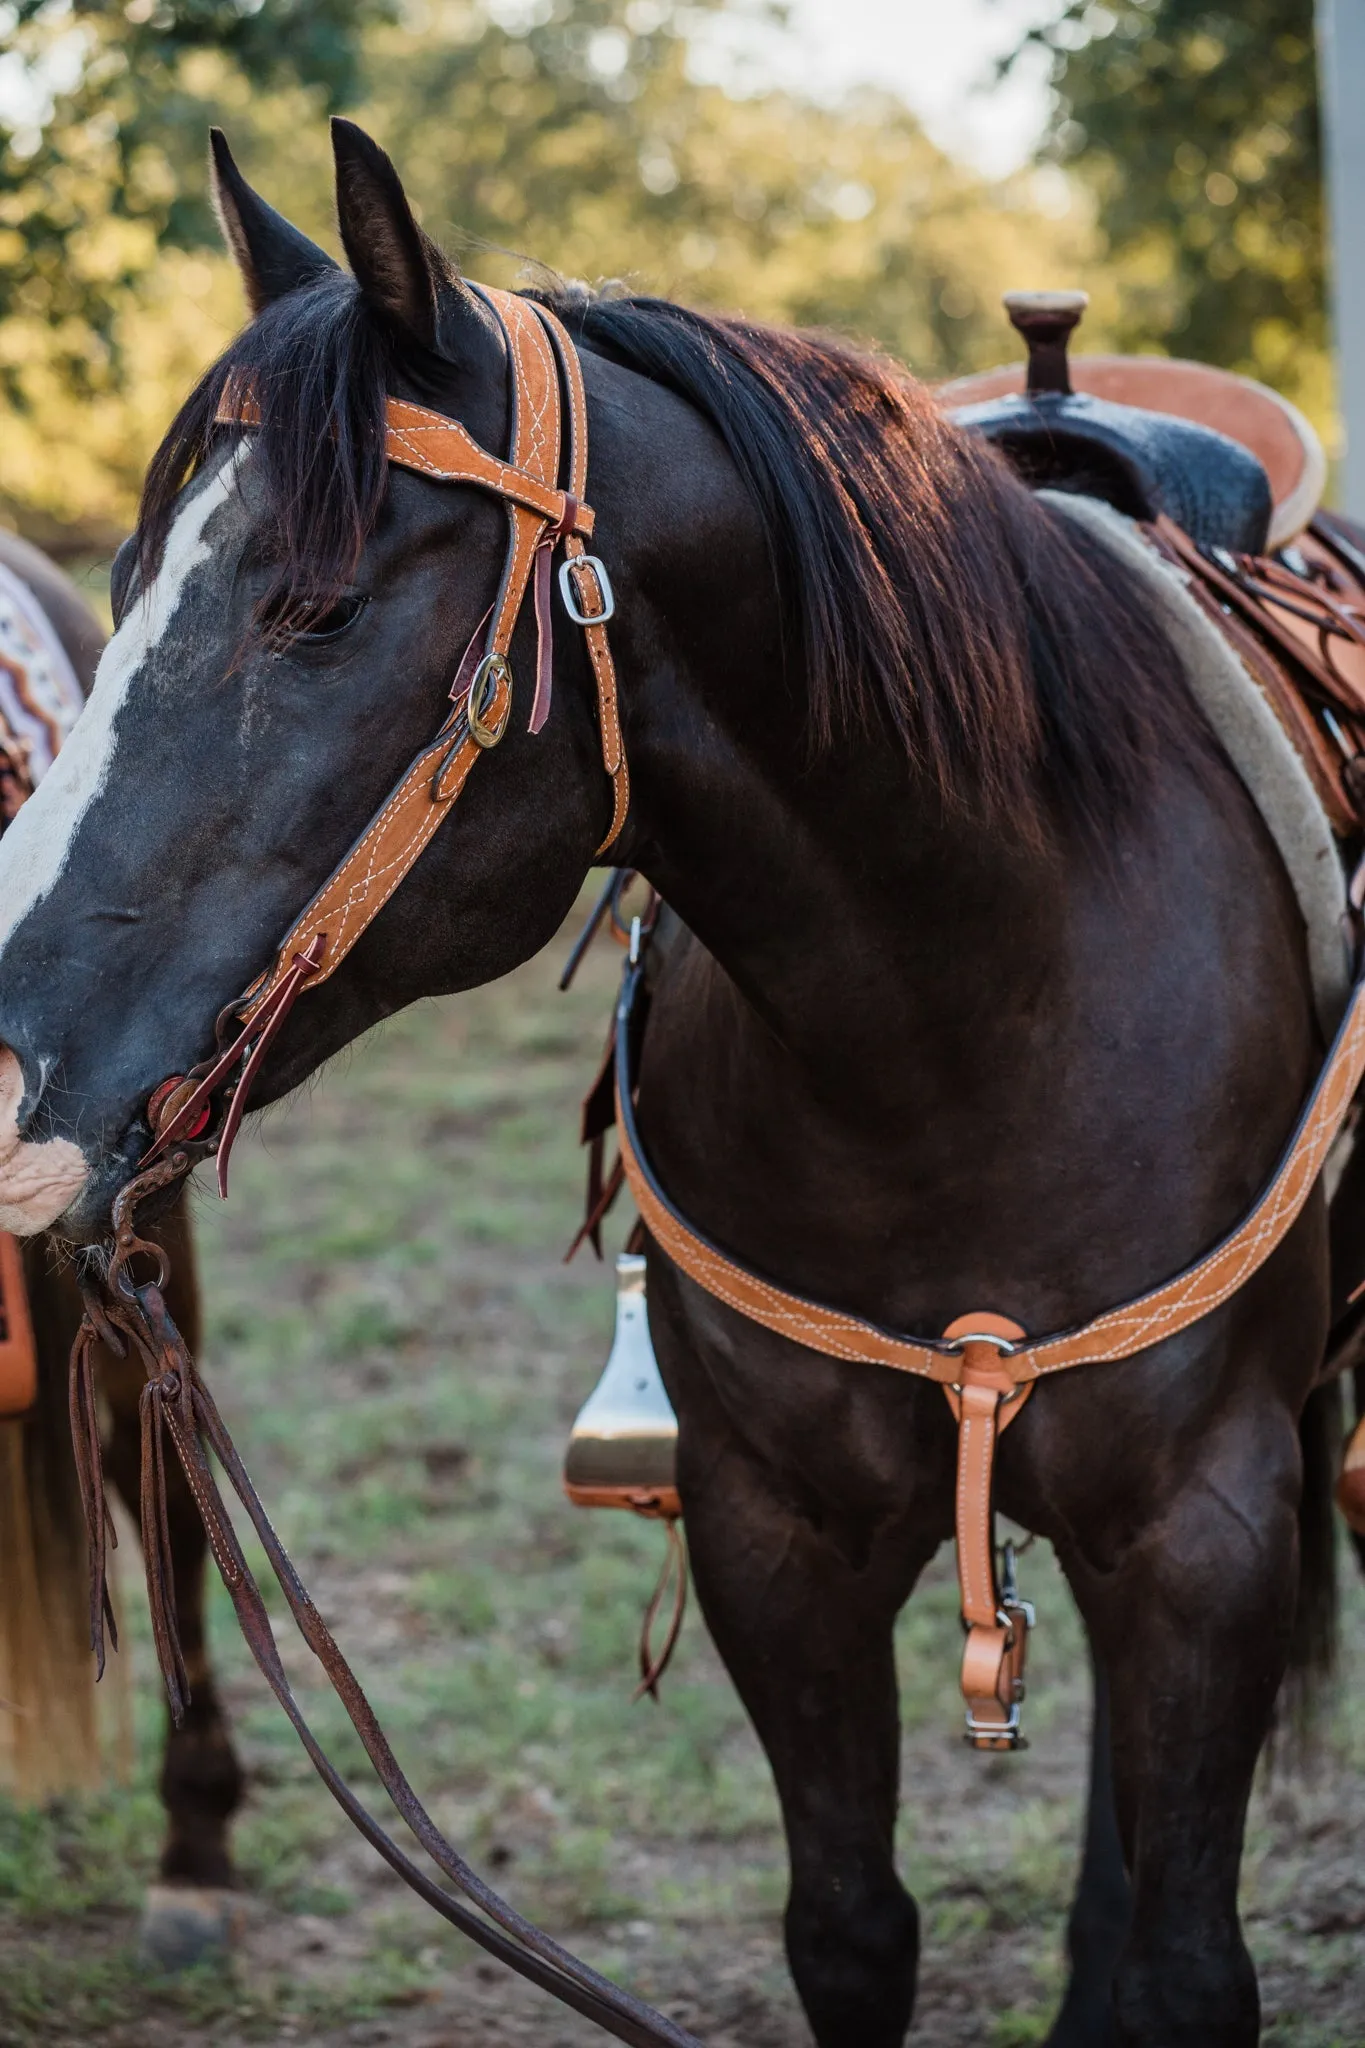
[0,1046,92,1237]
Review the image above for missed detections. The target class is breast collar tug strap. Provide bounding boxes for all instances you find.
[610,948,1365,1748]
[145,288,628,1193]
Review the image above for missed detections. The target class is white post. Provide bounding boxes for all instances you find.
[1319,0,1365,516]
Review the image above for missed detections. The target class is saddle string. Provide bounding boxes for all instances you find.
[633,1515,688,1705]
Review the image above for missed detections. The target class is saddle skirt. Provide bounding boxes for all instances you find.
[0,552,85,1413]
[0,558,86,815]
[1044,491,1355,1035]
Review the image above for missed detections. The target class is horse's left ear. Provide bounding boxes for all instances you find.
[211,129,339,312]
[331,118,468,356]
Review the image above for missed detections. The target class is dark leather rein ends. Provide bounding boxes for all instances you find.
[70,1279,698,2048]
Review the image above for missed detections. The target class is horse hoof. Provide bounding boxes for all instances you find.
[139,1883,243,1971]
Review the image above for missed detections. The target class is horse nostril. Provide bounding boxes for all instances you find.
[0,1045,27,1139]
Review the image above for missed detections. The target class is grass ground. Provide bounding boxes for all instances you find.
[1,910,1364,2046]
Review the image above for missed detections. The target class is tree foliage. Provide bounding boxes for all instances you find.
[1,0,392,357]
[1020,0,1324,414]
[0,0,1095,546]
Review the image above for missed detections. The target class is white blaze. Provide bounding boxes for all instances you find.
[0,456,239,957]
[0,454,240,1228]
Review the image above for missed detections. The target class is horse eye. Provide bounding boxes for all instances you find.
[257,590,368,647]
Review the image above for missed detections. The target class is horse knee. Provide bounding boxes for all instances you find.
[785,1871,918,2048]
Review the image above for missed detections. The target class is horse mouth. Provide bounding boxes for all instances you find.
[0,1047,89,1235]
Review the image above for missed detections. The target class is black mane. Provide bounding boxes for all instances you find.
[140,269,1198,835]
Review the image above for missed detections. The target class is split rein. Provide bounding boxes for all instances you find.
[68,290,699,2048]
[71,1264,697,2043]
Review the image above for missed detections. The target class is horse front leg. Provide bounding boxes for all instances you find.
[666,1327,942,2048]
[1055,1385,1303,2048]
[1047,1649,1130,2048]
[99,1194,245,1961]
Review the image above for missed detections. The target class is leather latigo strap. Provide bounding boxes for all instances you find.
[151,289,628,1176]
[612,954,1365,1745]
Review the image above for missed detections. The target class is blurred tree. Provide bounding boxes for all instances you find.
[1,0,1094,547]
[1018,0,1325,417]
[0,0,393,546]
[1,0,394,361]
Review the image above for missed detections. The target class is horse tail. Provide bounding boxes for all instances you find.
[1276,1372,1344,1747]
[0,1247,112,1799]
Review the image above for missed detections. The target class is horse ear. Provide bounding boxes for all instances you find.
[331,118,463,354]
[209,129,338,314]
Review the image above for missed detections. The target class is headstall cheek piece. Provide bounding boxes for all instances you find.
[72,294,701,2048]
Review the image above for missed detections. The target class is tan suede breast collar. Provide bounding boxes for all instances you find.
[607,940,1365,1748]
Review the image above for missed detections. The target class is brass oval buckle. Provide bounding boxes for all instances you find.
[468,652,512,749]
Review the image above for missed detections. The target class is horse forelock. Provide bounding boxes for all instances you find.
[137,269,391,644]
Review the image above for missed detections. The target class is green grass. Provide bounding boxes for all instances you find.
[1,907,1363,2043]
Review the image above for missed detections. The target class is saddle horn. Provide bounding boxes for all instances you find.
[1002,288,1090,397]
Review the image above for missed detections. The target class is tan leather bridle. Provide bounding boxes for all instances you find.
[142,285,627,1194]
[89,288,712,2048]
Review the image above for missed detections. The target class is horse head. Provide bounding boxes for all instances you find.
[0,122,644,1240]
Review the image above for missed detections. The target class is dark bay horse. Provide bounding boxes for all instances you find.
[0,122,1350,2042]
[0,533,241,1947]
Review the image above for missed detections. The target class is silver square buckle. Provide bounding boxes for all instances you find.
[559,555,616,626]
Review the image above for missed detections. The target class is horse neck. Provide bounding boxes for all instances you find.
[580,346,1075,1092]
[627,687,1072,1100]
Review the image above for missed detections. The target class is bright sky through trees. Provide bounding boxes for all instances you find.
[692,0,1057,176]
